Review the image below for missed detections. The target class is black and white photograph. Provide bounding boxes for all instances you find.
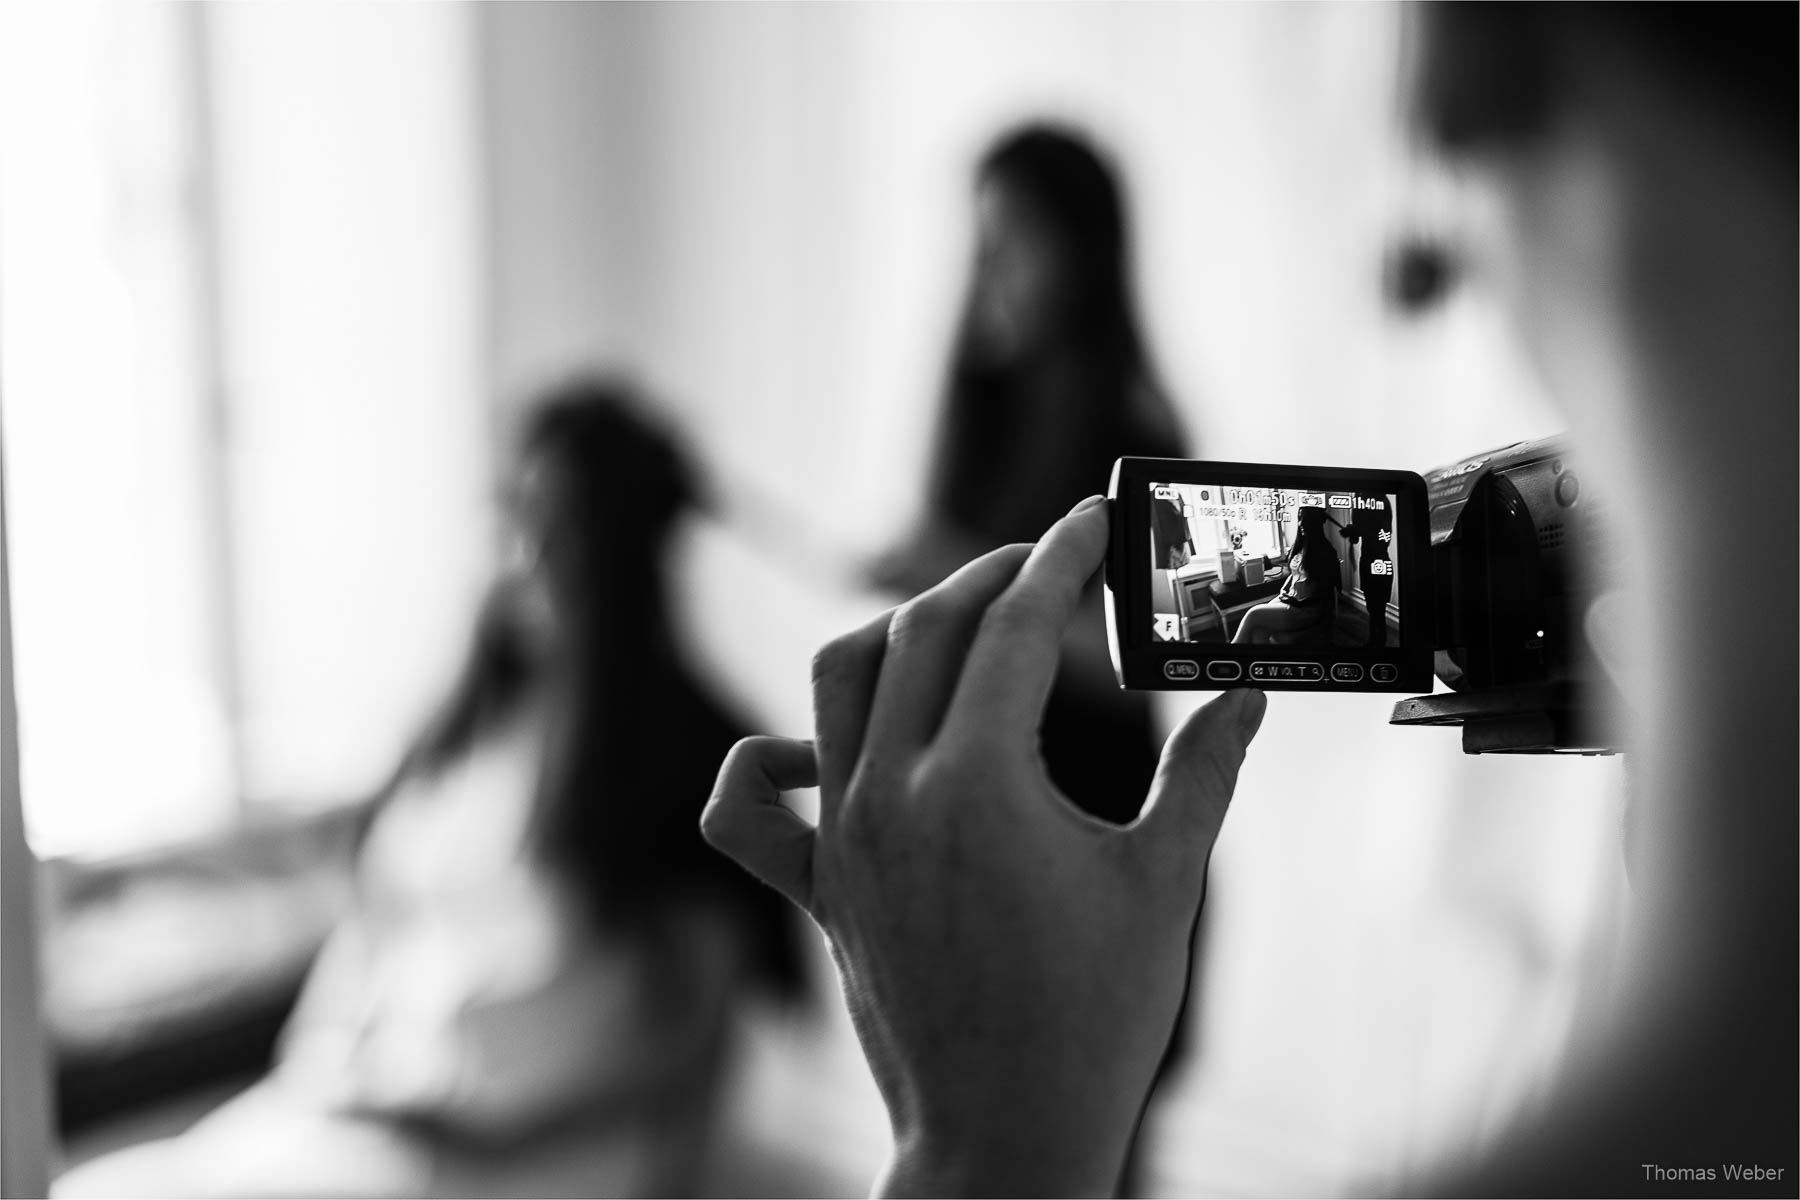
[1,3,1793,1198]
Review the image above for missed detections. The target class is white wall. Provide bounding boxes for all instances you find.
[209,3,493,806]
[483,3,1562,538]
[480,5,1626,1192]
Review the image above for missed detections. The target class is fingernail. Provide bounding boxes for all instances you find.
[1236,689,1267,737]
[1068,494,1105,515]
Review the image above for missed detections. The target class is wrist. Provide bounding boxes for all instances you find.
[878,1117,1129,1199]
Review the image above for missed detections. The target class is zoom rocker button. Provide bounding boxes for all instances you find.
[1250,661,1323,683]
[1205,661,1243,682]
[1163,660,1200,681]
[1330,663,1364,682]
[1370,663,1400,683]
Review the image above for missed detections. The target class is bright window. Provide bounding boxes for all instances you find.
[1,2,490,859]
[1,2,234,858]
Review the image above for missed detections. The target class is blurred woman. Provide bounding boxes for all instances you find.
[873,123,1186,825]
[59,381,804,1199]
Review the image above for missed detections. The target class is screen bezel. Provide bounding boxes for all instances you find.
[1104,456,1433,692]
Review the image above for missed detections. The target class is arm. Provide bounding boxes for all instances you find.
[703,500,1266,1197]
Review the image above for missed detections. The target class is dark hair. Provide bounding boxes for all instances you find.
[1289,506,1332,562]
[926,123,1185,546]
[1413,3,1797,154]
[398,379,803,1000]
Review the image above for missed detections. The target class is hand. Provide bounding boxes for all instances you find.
[703,497,1267,1197]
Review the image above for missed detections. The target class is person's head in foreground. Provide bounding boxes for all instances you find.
[705,4,1795,1196]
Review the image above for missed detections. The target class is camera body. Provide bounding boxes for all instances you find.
[1105,438,1619,754]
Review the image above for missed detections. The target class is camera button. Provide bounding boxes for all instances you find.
[1370,663,1400,683]
[1164,660,1201,681]
[1250,661,1323,682]
[1204,661,1242,682]
[1330,663,1364,682]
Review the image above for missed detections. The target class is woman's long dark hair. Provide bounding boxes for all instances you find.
[1289,506,1329,559]
[396,379,803,999]
[1288,506,1340,589]
[926,123,1185,546]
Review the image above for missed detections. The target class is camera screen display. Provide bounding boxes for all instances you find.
[1105,457,1432,692]
[1145,482,1399,649]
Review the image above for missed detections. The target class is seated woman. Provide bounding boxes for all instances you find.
[1231,506,1341,646]
[58,381,805,1199]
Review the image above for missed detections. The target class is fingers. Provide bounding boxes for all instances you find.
[1134,690,1267,874]
[944,497,1110,747]
[701,736,821,916]
[864,544,1034,750]
[811,611,891,805]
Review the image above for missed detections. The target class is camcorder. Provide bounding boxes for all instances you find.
[1104,438,1619,755]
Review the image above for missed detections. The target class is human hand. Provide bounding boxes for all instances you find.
[703,497,1266,1197]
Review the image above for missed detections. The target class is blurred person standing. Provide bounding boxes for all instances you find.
[871,124,1186,826]
[57,382,806,1199]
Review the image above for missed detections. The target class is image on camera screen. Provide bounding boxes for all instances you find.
[1147,482,1399,648]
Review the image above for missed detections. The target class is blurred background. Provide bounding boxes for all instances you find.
[1,3,1628,1196]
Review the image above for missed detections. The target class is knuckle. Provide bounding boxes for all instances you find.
[698,795,737,853]
[905,754,951,800]
[810,637,855,688]
[909,744,983,799]
[698,797,726,843]
[811,633,876,708]
[721,734,764,773]
[887,594,952,649]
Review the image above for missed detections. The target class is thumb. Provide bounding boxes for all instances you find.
[701,736,821,918]
[1135,690,1266,868]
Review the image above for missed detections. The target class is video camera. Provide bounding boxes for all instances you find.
[1103,438,1619,755]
